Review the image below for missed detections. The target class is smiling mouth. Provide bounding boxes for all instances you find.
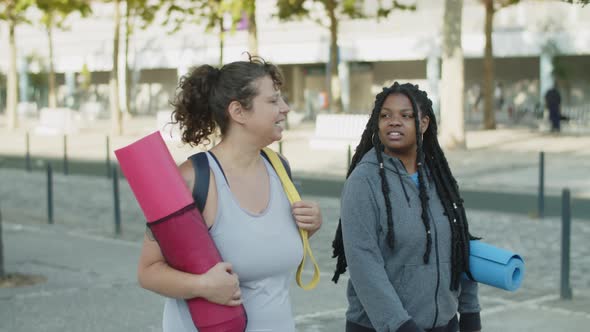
[387,131,403,138]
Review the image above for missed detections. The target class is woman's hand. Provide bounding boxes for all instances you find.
[200,262,242,306]
[292,200,323,237]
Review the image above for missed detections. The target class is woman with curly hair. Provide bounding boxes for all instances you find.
[137,57,323,332]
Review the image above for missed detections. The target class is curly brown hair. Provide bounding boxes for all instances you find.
[170,57,284,146]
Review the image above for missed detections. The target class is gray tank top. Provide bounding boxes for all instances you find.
[162,152,303,332]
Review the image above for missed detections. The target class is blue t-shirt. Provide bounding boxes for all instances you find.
[410,172,419,188]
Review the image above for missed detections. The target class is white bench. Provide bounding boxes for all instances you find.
[80,101,104,121]
[34,108,80,135]
[17,102,38,118]
[309,114,370,150]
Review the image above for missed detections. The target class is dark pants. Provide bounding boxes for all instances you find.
[346,315,458,332]
[549,107,561,132]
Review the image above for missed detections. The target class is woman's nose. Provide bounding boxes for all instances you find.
[387,116,402,126]
[280,97,290,113]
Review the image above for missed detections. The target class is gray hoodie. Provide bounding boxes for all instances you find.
[340,148,480,332]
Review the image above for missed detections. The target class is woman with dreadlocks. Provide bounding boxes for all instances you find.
[332,82,481,332]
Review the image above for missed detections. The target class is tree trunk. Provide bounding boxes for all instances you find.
[124,2,132,117]
[326,0,342,113]
[0,202,5,278]
[7,21,19,130]
[247,0,258,55]
[440,0,466,149]
[110,0,122,135]
[47,16,57,109]
[482,0,496,129]
[219,17,225,67]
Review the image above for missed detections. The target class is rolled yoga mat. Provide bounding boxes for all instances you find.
[468,240,525,291]
[115,131,246,332]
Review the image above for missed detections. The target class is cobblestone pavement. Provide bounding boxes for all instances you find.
[1,168,590,331]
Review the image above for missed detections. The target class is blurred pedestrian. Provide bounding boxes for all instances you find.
[545,83,562,132]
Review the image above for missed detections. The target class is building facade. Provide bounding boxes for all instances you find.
[1,0,589,121]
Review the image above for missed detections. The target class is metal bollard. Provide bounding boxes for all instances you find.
[279,141,283,155]
[113,165,121,235]
[0,202,4,277]
[25,132,32,172]
[538,151,545,218]
[285,113,290,131]
[347,144,352,170]
[560,188,573,300]
[63,135,69,175]
[106,136,111,178]
[47,163,54,224]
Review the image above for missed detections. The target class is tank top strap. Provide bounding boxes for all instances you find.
[205,151,278,188]
[205,152,229,190]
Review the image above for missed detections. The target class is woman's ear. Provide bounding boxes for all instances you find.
[420,115,430,135]
[228,100,247,125]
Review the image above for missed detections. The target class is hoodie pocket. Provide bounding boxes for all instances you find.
[436,262,460,323]
[395,264,437,326]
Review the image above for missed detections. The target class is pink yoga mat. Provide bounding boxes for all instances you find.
[115,132,247,332]
[115,131,192,222]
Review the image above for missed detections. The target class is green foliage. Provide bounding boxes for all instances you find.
[276,0,308,20]
[79,63,92,91]
[377,0,416,18]
[276,0,415,23]
[127,0,161,31]
[161,0,246,34]
[0,0,34,24]
[35,0,92,30]
[562,0,589,4]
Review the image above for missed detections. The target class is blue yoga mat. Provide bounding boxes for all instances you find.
[467,240,525,291]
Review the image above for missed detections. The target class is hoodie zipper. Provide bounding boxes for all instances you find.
[388,159,411,207]
[385,156,441,327]
[390,156,441,328]
[429,205,441,330]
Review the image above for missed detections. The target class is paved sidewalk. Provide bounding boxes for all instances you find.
[1,116,590,199]
[1,193,590,332]
[2,115,590,331]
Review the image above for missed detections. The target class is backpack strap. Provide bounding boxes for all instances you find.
[187,152,210,212]
[261,151,292,179]
[262,147,320,290]
[188,150,293,213]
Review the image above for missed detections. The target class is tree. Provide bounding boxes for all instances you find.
[0,0,33,130]
[0,202,4,278]
[36,0,92,109]
[162,0,246,67]
[244,0,257,54]
[480,0,585,129]
[111,0,122,135]
[276,0,415,113]
[440,0,465,149]
[479,0,518,129]
[123,0,159,115]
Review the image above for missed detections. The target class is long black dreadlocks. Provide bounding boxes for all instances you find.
[331,82,476,290]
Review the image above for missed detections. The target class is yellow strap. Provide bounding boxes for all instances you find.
[262,147,320,290]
